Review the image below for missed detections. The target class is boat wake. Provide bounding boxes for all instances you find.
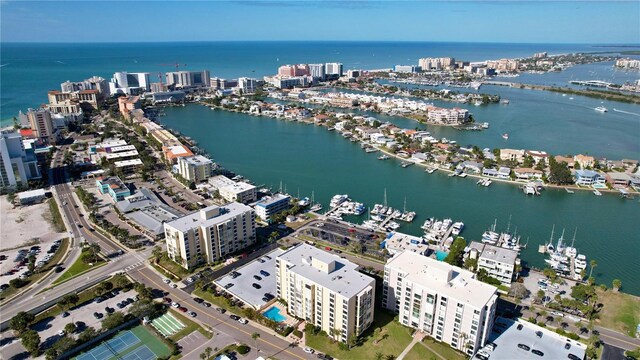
[612,108,640,117]
[0,64,8,67]
[56,61,66,64]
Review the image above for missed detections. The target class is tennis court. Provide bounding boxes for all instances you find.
[151,312,185,337]
[74,325,171,360]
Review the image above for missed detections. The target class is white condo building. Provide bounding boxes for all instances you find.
[109,72,151,95]
[466,242,519,286]
[308,64,326,81]
[0,131,41,188]
[165,70,211,88]
[383,251,498,356]
[325,62,343,77]
[177,155,214,183]
[276,244,375,343]
[237,77,258,94]
[164,203,256,269]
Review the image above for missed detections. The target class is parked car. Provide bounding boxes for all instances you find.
[229,315,240,321]
[62,311,70,318]
[178,306,188,313]
[253,275,262,281]
[304,347,315,354]
[216,307,226,314]
[531,350,544,356]
[224,283,234,289]
[202,302,212,308]
[260,270,270,277]
[188,312,197,318]
[194,297,204,303]
[252,283,261,289]
[93,312,103,319]
[238,318,248,324]
[517,344,530,351]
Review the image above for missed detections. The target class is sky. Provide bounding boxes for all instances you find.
[1,1,639,44]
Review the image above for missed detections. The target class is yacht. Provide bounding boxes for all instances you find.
[310,203,323,212]
[502,133,509,140]
[452,222,465,236]
[593,189,602,196]
[421,217,434,230]
[594,106,608,113]
[378,154,390,160]
[298,197,310,207]
[330,194,349,208]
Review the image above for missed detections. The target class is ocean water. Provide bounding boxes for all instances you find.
[1,41,635,123]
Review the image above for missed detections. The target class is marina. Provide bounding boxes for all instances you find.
[539,227,587,282]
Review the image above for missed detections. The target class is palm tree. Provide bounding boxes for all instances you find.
[204,347,212,359]
[612,279,622,292]
[375,352,383,360]
[251,332,260,353]
[589,260,597,278]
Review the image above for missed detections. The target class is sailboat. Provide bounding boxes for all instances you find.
[309,191,322,212]
[564,228,578,258]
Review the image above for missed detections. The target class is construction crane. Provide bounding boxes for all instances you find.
[157,63,187,71]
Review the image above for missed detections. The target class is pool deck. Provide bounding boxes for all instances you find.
[262,303,295,326]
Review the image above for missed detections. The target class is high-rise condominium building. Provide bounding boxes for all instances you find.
[276,244,375,343]
[164,203,256,269]
[383,250,498,356]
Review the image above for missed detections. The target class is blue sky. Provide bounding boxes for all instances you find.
[1,1,639,43]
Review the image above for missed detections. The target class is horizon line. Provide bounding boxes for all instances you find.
[2,40,639,46]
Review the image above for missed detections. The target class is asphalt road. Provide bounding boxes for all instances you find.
[128,266,312,360]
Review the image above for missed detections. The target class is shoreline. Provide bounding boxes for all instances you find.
[193,103,630,196]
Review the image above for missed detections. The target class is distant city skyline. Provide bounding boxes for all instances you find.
[1,1,639,44]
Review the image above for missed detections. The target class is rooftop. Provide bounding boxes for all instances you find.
[98,176,128,192]
[278,244,374,298]
[220,181,256,193]
[386,250,497,309]
[254,193,290,208]
[165,202,253,232]
[208,175,236,190]
[114,158,143,167]
[385,232,429,256]
[181,155,213,166]
[487,317,586,360]
[476,242,518,264]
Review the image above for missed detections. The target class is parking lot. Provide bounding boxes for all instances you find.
[300,221,386,257]
[0,239,64,290]
[483,317,586,360]
[521,270,574,305]
[32,289,138,348]
[214,248,284,309]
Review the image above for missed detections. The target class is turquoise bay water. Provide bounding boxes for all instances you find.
[263,306,286,323]
[159,105,640,295]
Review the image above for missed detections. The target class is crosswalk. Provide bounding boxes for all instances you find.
[123,261,145,272]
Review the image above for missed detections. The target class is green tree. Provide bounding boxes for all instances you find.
[351,241,364,254]
[508,283,529,299]
[444,237,466,267]
[463,257,478,271]
[20,329,41,355]
[612,279,622,292]
[64,322,77,334]
[204,347,213,359]
[251,332,261,354]
[101,312,126,330]
[347,333,358,349]
[78,327,98,343]
[375,352,384,360]
[27,254,36,273]
[52,335,76,354]
[548,158,574,185]
[589,260,598,278]
[152,246,163,260]
[9,311,35,335]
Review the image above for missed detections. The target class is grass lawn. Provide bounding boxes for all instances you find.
[422,338,467,360]
[155,255,190,280]
[405,342,439,360]
[0,238,69,303]
[47,198,66,232]
[168,308,212,341]
[305,311,413,360]
[192,289,242,315]
[52,251,107,285]
[597,288,640,337]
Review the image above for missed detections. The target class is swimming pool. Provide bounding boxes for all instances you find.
[435,250,449,261]
[263,306,286,323]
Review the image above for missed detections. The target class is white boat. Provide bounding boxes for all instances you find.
[330,194,349,208]
[377,154,390,160]
[458,172,468,178]
[298,197,310,207]
[484,179,492,187]
[502,133,509,140]
[594,106,608,113]
[593,189,602,196]
[310,203,323,212]
[452,222,464,236]
[421,217,434,230]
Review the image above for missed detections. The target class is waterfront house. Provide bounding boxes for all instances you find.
[313,114,329,123]
[622,159,639,169]
[465,241,518,287]
[574,169,605,186]
[483,148,496,161]
[554,155,575,168]
[497,167,512,179]
[514,168,544,181]
[411,152,429,163]
[499,149,525,163]
[482,168,498,177]
[253,193,291,221]
[574,154,595,169]
[462,161,483,174]
[605,172,632,187]
[526,150,549,164]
